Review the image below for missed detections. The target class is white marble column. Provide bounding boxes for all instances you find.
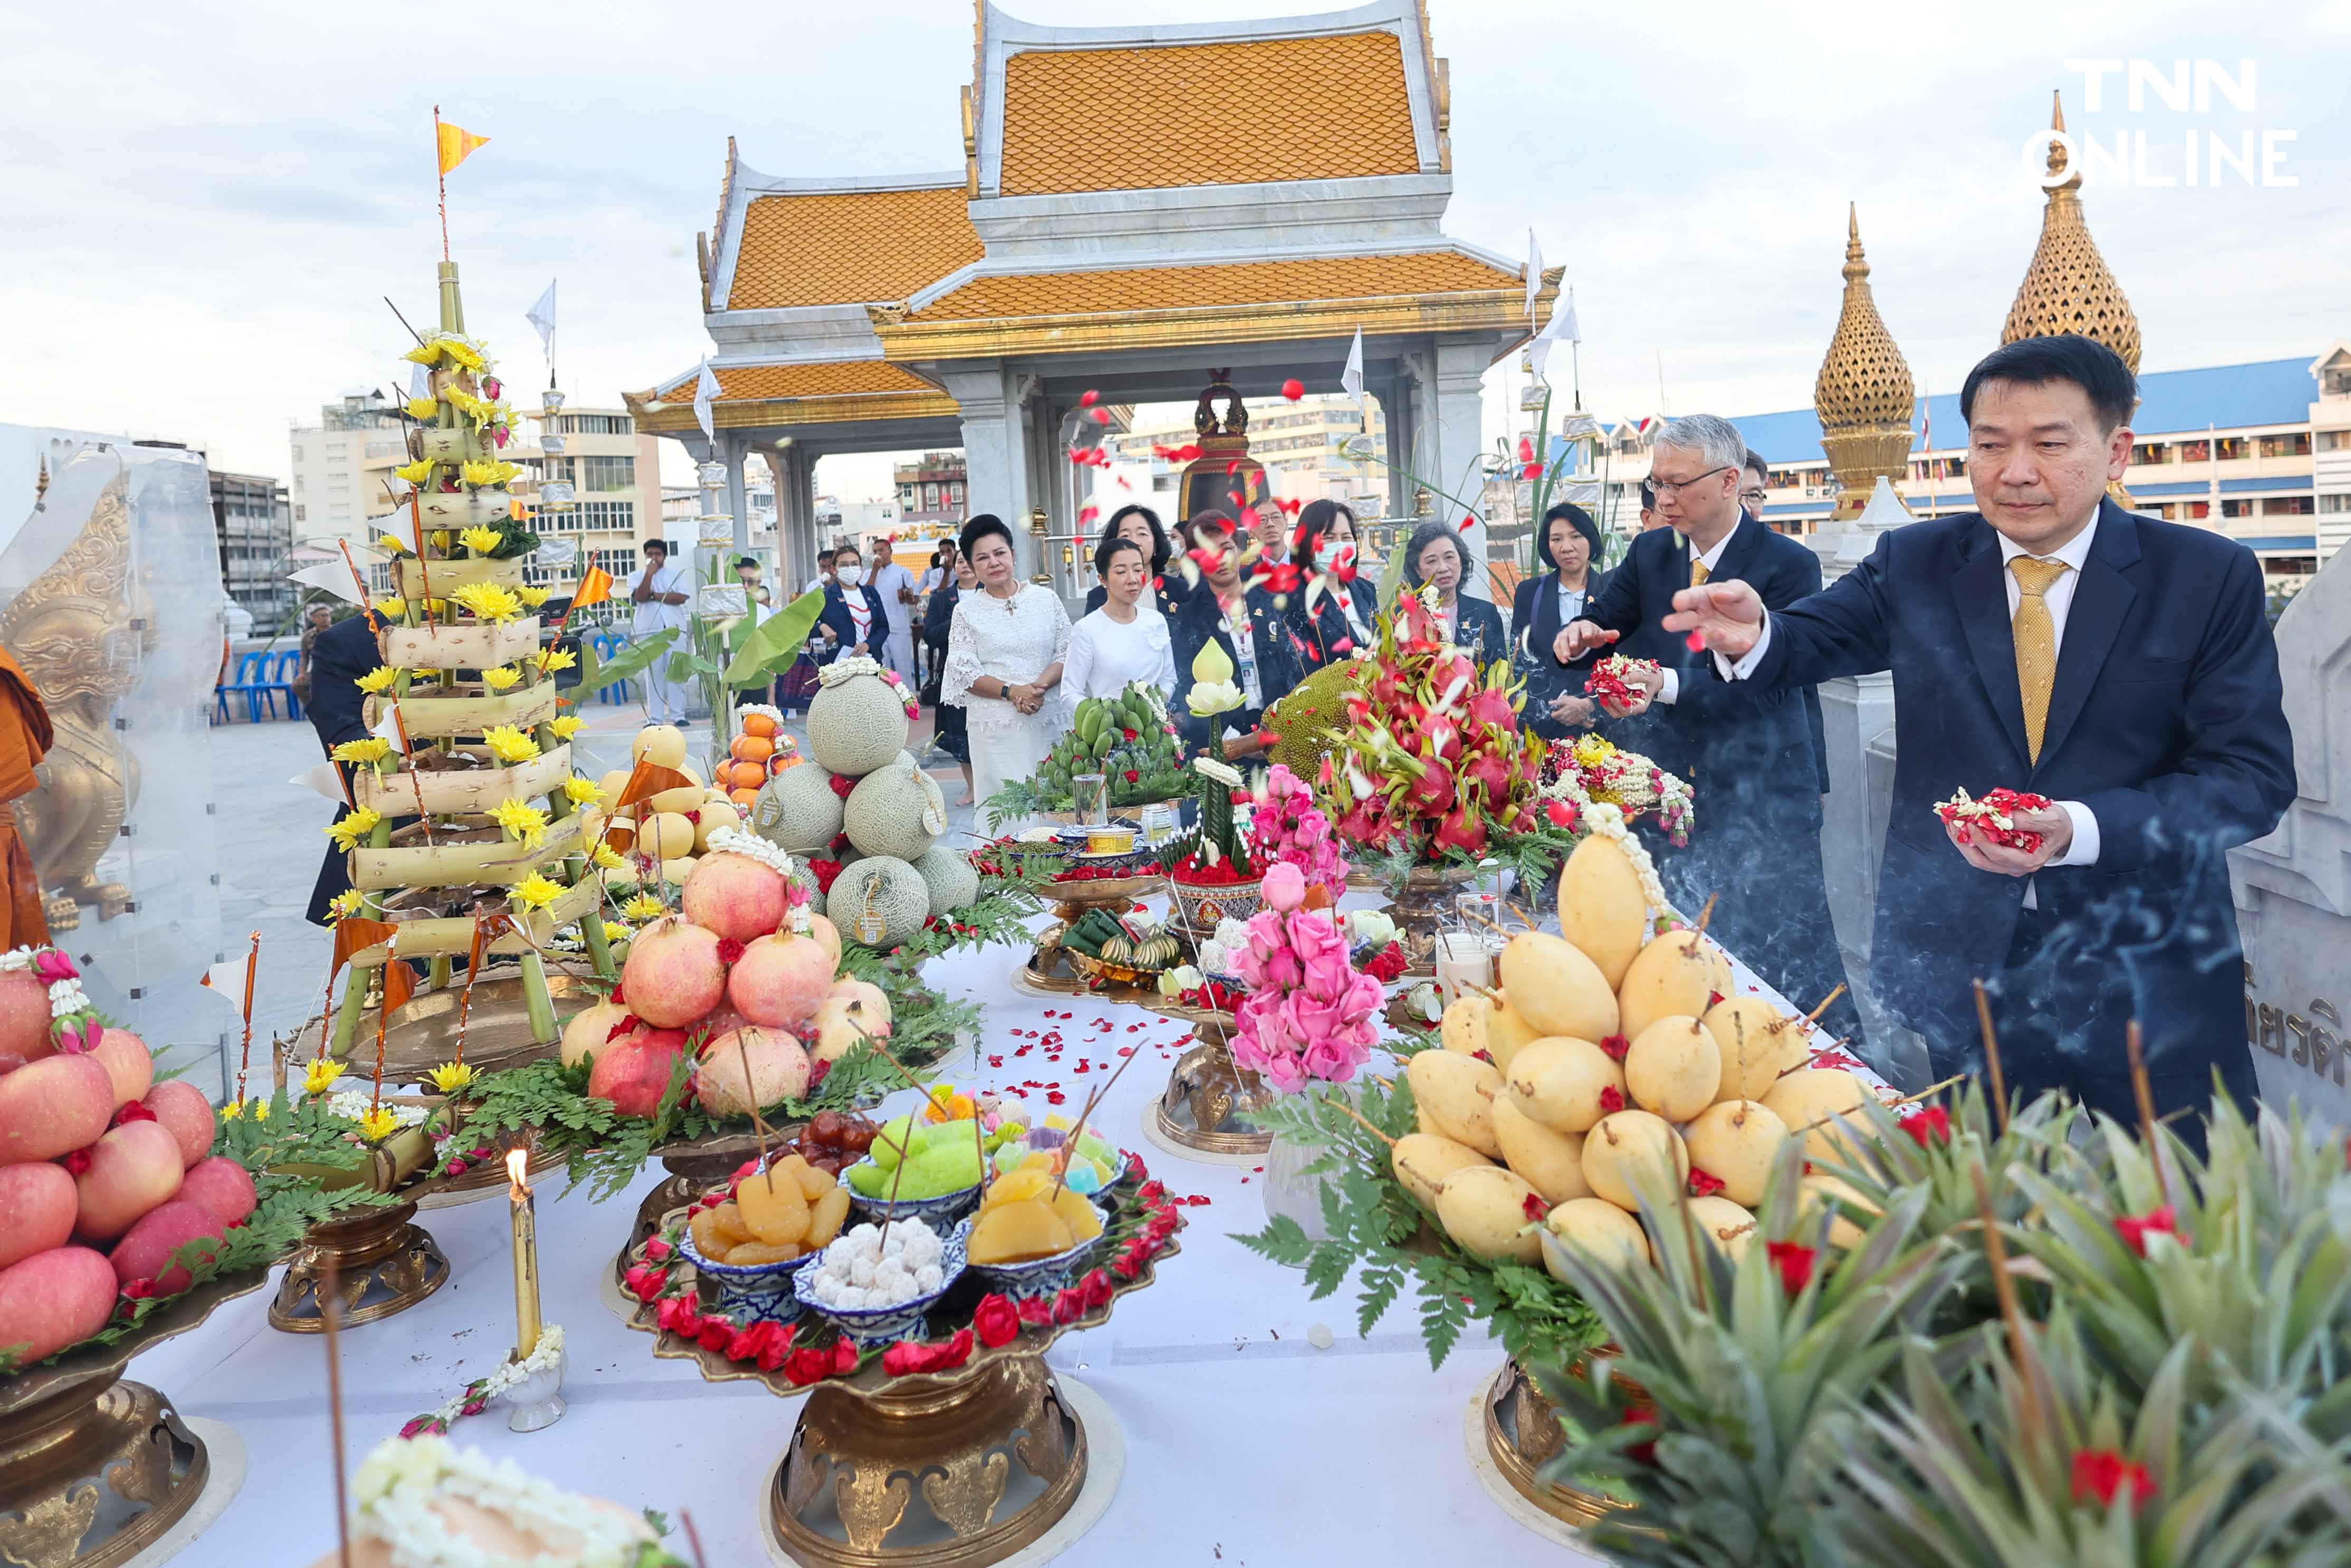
[722,433,750,557]
[1427,340,1493,599]
[940,363,1034,576]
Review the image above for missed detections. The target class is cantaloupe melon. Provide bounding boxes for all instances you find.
[1432,1165,1543,1264]
[1681,1098,1789,1208]
[807,668,912,776]
[843,763,947,862]
[1559,834,1650,989]
[751,763,844,854]
[911,845,981,918]
[823,857,929,948]
[1496,933,1619,1042]
[1490,1096,1590,1204]
[1405,1050,1503,1159]
[1581,1110,1689,1212]
[1623,1016,1722,1122]
[1389,1132,1491,1209]
[1701,996,1807,1104]
[1503,1038,1625,1135]
[1617,929,1735,1041]
[1761,1069,1872,1165]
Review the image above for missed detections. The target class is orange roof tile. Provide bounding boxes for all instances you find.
[655,361,939,404]
[910,251,1515,322]
[726,187,984,310]
[999,32,1420,196]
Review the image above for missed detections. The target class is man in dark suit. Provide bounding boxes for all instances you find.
[1557,413,1854,1038]
[304,610,388,925]
[1666,335,2296,1136]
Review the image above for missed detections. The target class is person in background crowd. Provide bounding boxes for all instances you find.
[927,550,975,804]
[734,556,772,614]
[1286,499,1379,669]
[815,545,890,665]
[1064,533,1176,703]
[1082,505,1186,617]
[727,556,775,707]
[1741,449,1772,525]
[1558,412,1853,1042]
[1512,501,1608,740]
[629,538,692,725]
[1168,508,1305,762]
[1666,334,2295,1145]
[1638,478,1665,532]
[943,514,1070,817]
[303,609,396,926]
[291,603,332,711]
[869,535,918,681]
[1250,498,1291,568]
[803,547,840,598]
[1401,521,1507,664]
[916,541,955,687]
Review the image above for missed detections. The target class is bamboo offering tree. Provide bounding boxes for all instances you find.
[322,259,619,1058]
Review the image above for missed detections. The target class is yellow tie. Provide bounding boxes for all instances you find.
[1690,558,1710,588]
[2009,556,2068,762]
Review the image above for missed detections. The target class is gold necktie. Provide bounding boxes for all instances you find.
[2009,556,2068,762]
[1690,558,1710,588]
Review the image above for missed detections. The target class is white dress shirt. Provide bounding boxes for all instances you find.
[1718,513,2102,896]
[1649,528,1736,706]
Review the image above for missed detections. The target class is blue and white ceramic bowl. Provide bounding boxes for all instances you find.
[678,1226,815,1328]
[792,1220,971,1348]
[967,1198,1109,1302]
[842,1159,983,1228]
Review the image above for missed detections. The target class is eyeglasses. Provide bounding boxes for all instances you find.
[1739,487,1769,505]
[1648,466,1731,501]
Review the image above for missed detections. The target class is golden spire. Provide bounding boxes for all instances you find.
[1814,205,1916,521]
[2001,90,2142,371]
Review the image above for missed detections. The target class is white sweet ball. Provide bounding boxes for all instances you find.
[915,1263,944,1293]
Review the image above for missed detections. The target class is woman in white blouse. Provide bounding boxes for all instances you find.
[943,514,1071,825]
[1062,534,1175,703]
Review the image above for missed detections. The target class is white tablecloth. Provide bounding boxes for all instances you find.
[140,910,1849,1567]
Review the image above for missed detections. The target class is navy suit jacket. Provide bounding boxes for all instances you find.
[304,613,387,925]
[1168,586,1308,757]
[1737,501,2296,1076]
[1511,567,1612,741]
[1582,512,1829,797]
[816,582,891,663]
[1286,576,1379,670]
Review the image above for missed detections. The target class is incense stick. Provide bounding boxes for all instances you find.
[321,1256,354,1568]
[1786,1074,1967,1139]
[1327,1095,1398,1148]
[233,931,261,1104]
[1969,1161,2044,1439]
[2125,1020,2170,1208]
[1050,1041,1149,1203]
[679,1509,711,1568]
[1972,980,2010,1133]
[1692,892,1718,938]
[1803,984,1847,1026]
[732,1031,775,1172]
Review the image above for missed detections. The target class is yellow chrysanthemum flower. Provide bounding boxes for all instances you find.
[374,532,410,556]
[516,585,551,608]
[325,888,369,923]
[480,665,520,692]
[510,872,564,911]
[324,806,384,851]
[548,714,584,741]
[536,647,576,674]
[331,737,393,766]
[490,797,548,848]
[373,596,406,619]
[601,921,629,943]
[621,893,667,921]
[429,530,451,552]
[395,457,436,485]
[424,1061,479,1094]
[249,1097,270,1122]
[591,843,626,871]
[405,396,440,420]
[458,525,503,555]
[405,334,487,374]
[444,384,492,425]
[354,666,398,695]
[481,724,540,766]
[562,776,604,807]
[425,598,448,618]
[218,1098,245,1122]
[451,582,523,623]
[356,1106,401,1142]
[303,1057,347,1095]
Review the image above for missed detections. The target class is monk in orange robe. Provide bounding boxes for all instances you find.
[0,650,54,948]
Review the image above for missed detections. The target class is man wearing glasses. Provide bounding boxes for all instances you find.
[1739,450,1773,523]
[1555,414,1857,1042]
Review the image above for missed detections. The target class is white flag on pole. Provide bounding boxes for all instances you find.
[526,280,557,357]
[1527,286,1579,377]
[290,561,367,604]
[372,702,413,753]
[289,761,347,801]
[1525,230,1544,322]
[409,362,432,403]
[694,359,721,443]
[197,957,250,1007]
[1339,326,1364,405]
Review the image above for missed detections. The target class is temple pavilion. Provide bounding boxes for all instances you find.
[627,0,1554,597]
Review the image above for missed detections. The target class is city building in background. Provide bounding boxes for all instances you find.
[518,405,666,599]
[894,453,967,528]
[208,469,294,629]
[1099,394,1388,515]
[287,390,408,549]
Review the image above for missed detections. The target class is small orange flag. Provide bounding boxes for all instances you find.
[570,564,615,608]
[436,120,490,176]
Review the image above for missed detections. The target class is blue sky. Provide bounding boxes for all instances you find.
[1,0,2342,496]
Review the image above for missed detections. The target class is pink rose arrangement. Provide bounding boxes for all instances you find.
[1247,763,1347,904]
[1229,863,1383,1093]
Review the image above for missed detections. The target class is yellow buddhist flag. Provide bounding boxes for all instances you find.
[436,120,489,176]
[571,565,614,608]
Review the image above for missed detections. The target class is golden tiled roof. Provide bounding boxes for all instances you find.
[726,186,984,310]
[655,361,938,404]
[998,32,1420,196]
[910,251,1516,322]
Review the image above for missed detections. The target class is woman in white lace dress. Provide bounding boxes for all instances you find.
[943,514,1070,824]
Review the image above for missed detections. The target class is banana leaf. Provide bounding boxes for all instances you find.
[573,626,681,696]
[721,588,827,686]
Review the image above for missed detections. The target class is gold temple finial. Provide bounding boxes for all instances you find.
[1814,205,1915,522]
[2002,89,2139,372]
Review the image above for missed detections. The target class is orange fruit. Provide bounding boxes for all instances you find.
[729,787,759,807]
[740,713,777,739]
[770,753,802,775]
[731,734,775,764]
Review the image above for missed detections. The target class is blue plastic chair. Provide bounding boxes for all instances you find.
[269,649,302,720]
[224,651,275,722]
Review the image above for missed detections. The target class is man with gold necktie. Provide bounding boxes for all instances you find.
[1664,336,2295,1141]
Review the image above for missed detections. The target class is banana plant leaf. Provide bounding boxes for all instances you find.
[573,626,680,696]
[720,588,826,686]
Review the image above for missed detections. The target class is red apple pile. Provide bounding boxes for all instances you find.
[569,848,896,1123]
[0,961,258,1369]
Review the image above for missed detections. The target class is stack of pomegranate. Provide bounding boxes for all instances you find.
[0,954,258,1366]
[558,826,895,1123]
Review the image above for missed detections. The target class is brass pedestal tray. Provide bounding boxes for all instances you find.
[605,1129,778,1306]
[622,1207,1182,1567]
[1474,1356,1652,1536]
[268,1198,449,1333]
[1013,873,1167,999]
[303,967,604,1082]
[1138,1002,1272,1162]
[0,1268,268,1568]
[1388,863,1479,977]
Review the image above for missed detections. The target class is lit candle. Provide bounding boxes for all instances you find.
[507,1149,541,1361]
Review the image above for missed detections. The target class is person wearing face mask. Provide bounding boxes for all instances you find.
[815,546,890,665]
[1081,505,1188,618]
[1511,501,1609,740]
[1284,499,1380,670]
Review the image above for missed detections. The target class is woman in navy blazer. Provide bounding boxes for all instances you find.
[1284,499,1382,669]
[1510,501,1609,741]
[1402,521,1507,666]
[814,544,891,664]
[1167,509,1307,761]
